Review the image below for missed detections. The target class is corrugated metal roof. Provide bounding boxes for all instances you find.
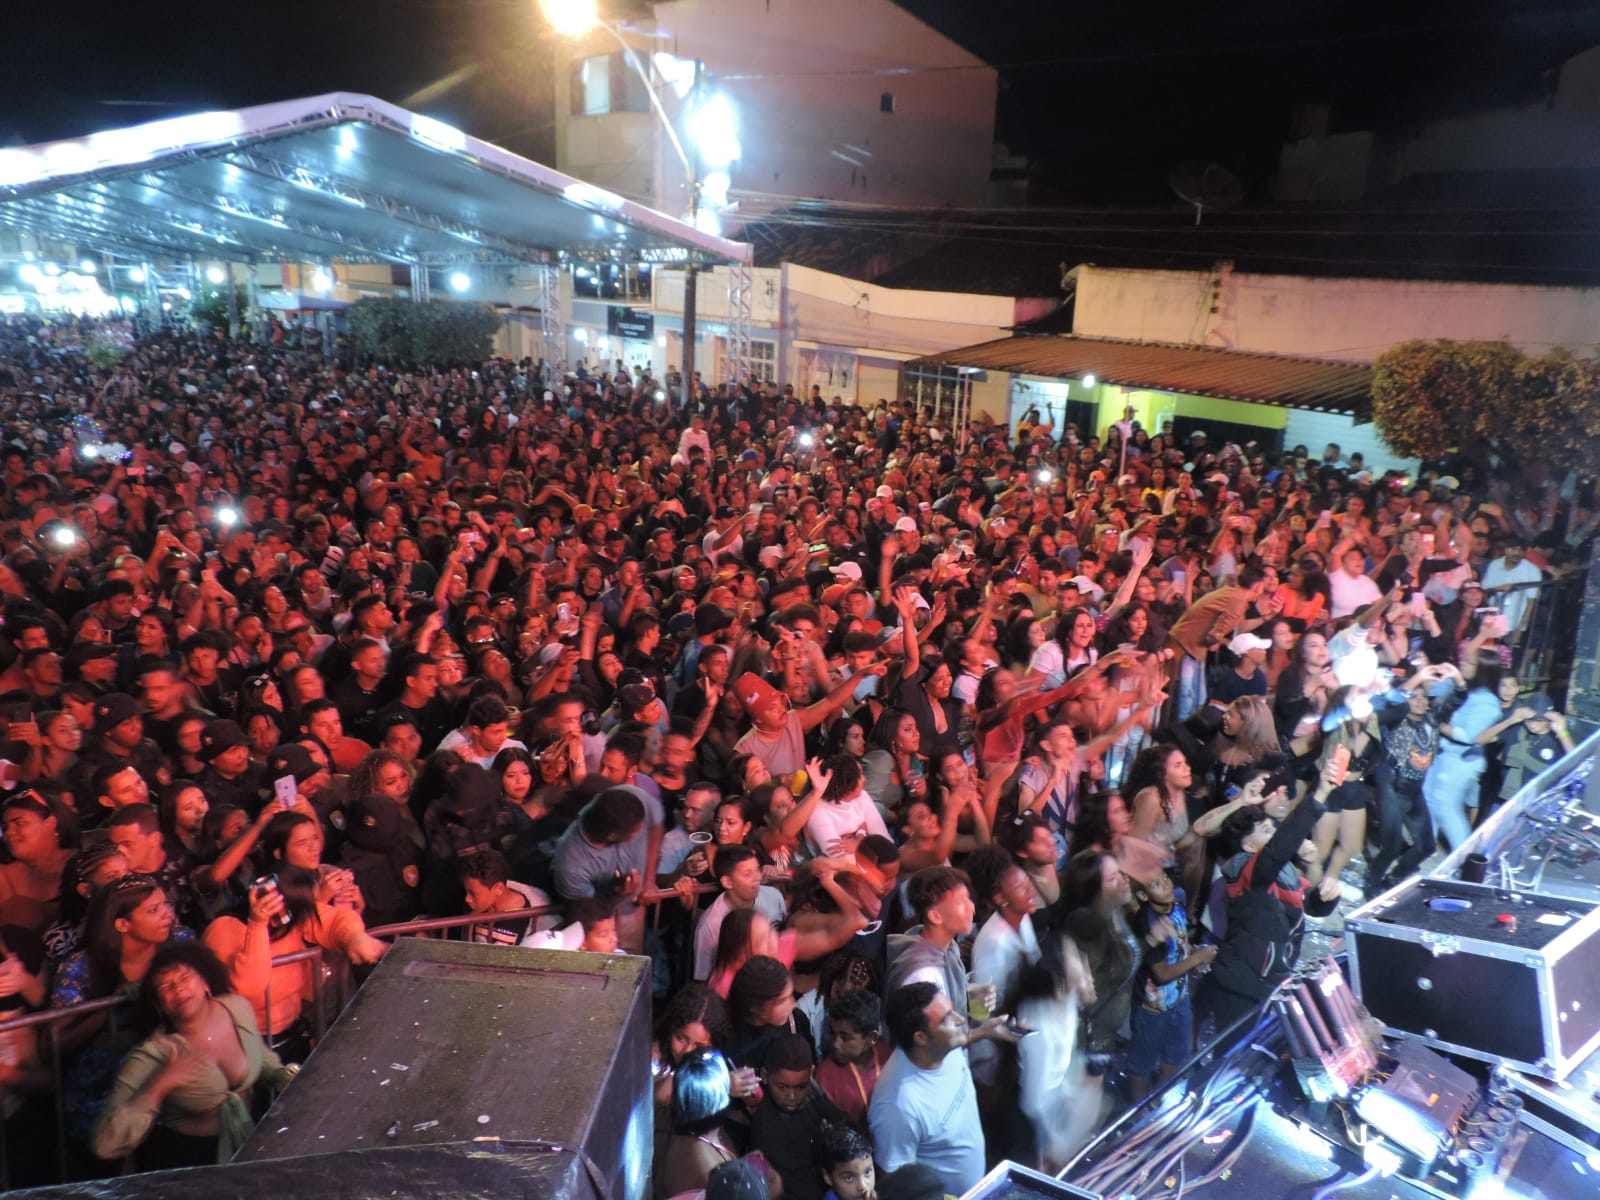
[908,334,1374,415]
[0,93,749,268]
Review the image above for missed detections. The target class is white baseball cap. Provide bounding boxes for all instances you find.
[1228,632,1272,656]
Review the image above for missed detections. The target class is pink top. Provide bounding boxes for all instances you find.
[708,929,797,998]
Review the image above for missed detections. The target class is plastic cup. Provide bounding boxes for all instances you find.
[967,977,995,1022]
[689,831,713,847]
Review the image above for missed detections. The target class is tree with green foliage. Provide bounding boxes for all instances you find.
[191,284,249,331]
[346,298,501,367]
[1371,339,1600,477]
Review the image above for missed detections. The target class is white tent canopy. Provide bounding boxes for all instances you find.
[0,93,749,269]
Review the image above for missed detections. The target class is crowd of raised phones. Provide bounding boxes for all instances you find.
[0,314,1589,1195]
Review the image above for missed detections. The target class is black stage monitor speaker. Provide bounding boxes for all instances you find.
[237,939,652,1200]
[1346,878,1600,1079]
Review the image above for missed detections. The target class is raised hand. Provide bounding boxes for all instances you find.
[806,756,833,797]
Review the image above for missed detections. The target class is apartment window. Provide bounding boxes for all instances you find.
[880,92,895,114]
[571,52,651,116]
[901,365,963,414]
[750,340,777,384]
[577,55,611,116]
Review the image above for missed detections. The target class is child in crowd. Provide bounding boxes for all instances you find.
[749,1033,846,1200]
[819,1124,877,1200]
[813,988,889,1130]
[460,850,558,945]
[1126,867,1215,1100]
[522,895,620,953]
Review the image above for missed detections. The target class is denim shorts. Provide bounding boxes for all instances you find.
[1125,995,1193,1075]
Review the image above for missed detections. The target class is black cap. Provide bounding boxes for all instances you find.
[198,719,249,762]
[92,692,141,734]
[66,641,118,669]
[267,743,321,784]
[345,793,406,852]
[694,605,732,636]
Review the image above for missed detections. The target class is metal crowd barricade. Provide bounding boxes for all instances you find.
[1508,573,1586,697]
[0,887,713,1188]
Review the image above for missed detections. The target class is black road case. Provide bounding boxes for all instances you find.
[1345,877,1600,1079]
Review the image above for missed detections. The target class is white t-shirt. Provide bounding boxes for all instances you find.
[1329,623,1378,688]
[703,528,743,562]
[1482,557,1542,630]
[1028,642,1065,689]
[1328,567,1381,619]
[869,1047,986,1195]
[803,789,891,856]
[692,886,788,979]
[969,911,1041,1086]
[436,730,527,769]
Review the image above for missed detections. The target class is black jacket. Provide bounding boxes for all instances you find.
[1210,794,1322,1002]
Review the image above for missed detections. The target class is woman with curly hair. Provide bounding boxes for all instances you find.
[799,755,890,857]
[48,874,188,1170]
[652,983,733,1107]
[346,748,415,817]
[92,942,298,1168]
[1099,601,1165,657]
[1124,744,1194,871]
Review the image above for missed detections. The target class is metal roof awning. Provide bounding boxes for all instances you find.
[793,339,919,362]
[0,93,750,269]
[257,291,349,311]
[907,334,1375,416]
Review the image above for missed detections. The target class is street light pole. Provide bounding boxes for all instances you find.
[542,0,735,411]
[680,60,701,413]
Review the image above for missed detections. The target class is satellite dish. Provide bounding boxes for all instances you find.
[1168,161,1245,226]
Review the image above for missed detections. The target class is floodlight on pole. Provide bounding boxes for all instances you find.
[449,271,471,293]
[540,0,599,37]
[541,0,740,412]
[688,92,739,169]
[540,0,691,179]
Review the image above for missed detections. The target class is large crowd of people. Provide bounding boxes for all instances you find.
[0,313,1589,1193]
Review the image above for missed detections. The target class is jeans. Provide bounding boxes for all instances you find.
[1175,653,1208,722]
[1367,764,1434,893]
[1422,751,1482,850]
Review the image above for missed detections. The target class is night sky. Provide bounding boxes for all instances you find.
[7,0,1600,204]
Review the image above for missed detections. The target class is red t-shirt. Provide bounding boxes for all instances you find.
[814,1041,891,1129]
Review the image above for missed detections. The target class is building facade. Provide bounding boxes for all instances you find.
[553,0,998,221]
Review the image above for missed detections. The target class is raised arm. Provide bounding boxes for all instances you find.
[799,663,886,735]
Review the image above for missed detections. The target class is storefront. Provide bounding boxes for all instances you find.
[903,333,1398,468]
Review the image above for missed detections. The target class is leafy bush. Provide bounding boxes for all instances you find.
[85,334,129,369]
[1371,339,1600,476]
[347,298,501,367]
